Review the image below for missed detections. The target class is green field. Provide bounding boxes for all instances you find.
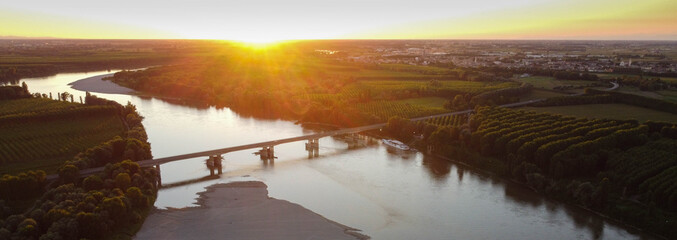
[597,73,677,84]
[356,97,449,121]
[520,89,568,101]
[616,86,677,104]
[515,76,596,90]
[523,104,677,123]
[341,80,518,99]
[397,97,448,108]
[0,97,84,115]
[0,98,126,174]
[301,80,516,105]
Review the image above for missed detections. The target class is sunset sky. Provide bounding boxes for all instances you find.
[1,0,676,42]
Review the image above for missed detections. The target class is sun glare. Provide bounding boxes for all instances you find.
[231,37,287,49]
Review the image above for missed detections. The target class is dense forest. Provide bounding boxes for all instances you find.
[386,107,677,237]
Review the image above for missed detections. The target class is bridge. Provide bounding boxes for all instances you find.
[45,97,548,181]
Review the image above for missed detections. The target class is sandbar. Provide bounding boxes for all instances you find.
[68,73,134,94]
[134,181,368,240]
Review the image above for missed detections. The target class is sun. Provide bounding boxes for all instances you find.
[232,36,287,49]
[238,36,280,44]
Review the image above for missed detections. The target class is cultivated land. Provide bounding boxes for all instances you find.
[514,76,596,90]
[106,49,523,125]
[3,40,677,239]
[597,73,677,85]
[0,90,156,240]
[0,98,126,174]
[519,89,567,101]
[616,86,677,104]
[522,104,677,123]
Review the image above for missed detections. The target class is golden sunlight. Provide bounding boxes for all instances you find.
[231,38,288,50]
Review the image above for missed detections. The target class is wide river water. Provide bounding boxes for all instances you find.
[16,71,649,239]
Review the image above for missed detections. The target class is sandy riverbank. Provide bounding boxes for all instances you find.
[135,181,368,240]
[68,73,134,94]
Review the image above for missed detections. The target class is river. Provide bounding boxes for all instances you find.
[15,70,648,239]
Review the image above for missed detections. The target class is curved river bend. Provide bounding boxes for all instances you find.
[16,71,649,239]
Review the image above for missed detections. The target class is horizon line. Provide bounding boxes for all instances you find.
[1,37,677,42]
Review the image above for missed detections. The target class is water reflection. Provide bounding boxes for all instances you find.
[457,166,465,183]
[18,71,652,240]
[261,158,275,168]
[421,155,451,182]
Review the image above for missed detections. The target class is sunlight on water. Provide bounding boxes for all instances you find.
[20,71,650,240]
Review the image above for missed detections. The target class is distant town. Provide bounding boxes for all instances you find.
[317,40,677,75]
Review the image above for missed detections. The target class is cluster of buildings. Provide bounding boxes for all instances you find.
[328,40,677,74]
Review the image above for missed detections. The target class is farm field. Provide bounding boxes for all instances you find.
[520,89,567,101]
[424,113,468,127]
[0,98,126,174]
[615,86,677,104]
[522,104,677,123]
[0,97,85,115]
[597,73,677,84]
[356,97,449,121]
[397,97,448,109]
[461,106,677,235]
[341,80,518,99]
[514,76,596,90]
[300,80,515,105]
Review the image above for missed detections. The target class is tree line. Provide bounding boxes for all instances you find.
[479,67,600,81]
[0,83,31,100]
[385,107,677,237]
[532,88,677,115]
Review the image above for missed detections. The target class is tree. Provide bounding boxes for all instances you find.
[429,127,454,146]
[422,124,438,140]
[17,218,39,239]
[102,197,127,224]
[76,212,107,238]
[592,178,610,208]
[60,92,71,102]
[115,173,131,190]
[58,165,79,184]
[83,175,103,191]
[21,82,29,95]
[452,95,468,110]
[125,187,146,209]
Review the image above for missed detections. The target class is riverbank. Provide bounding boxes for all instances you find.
[135,181,368,240]
[65,72,370,239]
[68,73,135,94]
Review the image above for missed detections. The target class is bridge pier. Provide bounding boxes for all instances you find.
[155,164,162,188]
[206,155,224,176]
[306,138,319,158]
[305,138,319,150]
[259,146,275,160]
[215,155,223,174]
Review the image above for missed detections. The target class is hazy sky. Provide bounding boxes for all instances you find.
[1,0,676,41]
